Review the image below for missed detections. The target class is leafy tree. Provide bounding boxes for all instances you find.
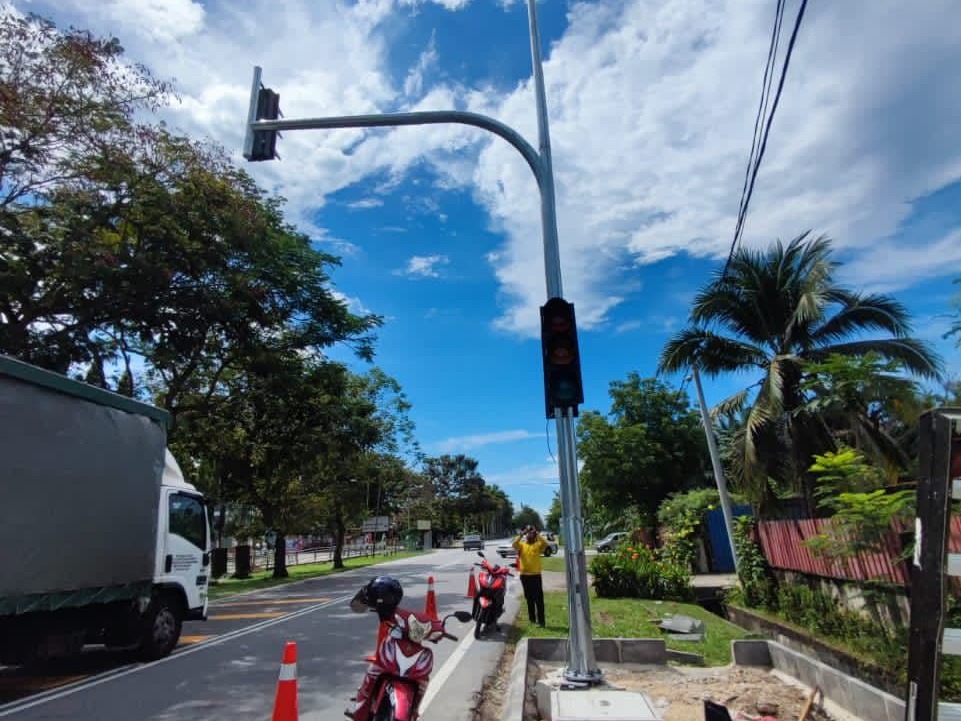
[659,233,941,515]
[545,492,562,533]
[422,454,488,534]
[800,352,920,477]
[512,505,545,531]
[804,446,914,561]
[576,373,710,525]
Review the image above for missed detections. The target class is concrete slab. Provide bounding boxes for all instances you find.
[550,689,661,721]
[730,639,772,666]
[658,615,705,634]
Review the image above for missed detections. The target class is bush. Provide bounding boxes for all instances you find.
[730,516,777,609]
[590,543,693,601]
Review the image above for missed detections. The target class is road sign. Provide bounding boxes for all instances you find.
[362,516,390,532]
[416,520,431,530]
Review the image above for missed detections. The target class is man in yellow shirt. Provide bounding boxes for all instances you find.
[512,525,547,627]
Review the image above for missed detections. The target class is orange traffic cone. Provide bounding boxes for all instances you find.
[271,641,298,721]
[425,575,439,621]
[364,620,388,662]
[465,568,477,599]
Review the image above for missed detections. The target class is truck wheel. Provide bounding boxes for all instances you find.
[139,594,183,661]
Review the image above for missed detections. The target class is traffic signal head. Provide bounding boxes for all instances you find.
[246,86,281,162]
[540,297,584,419]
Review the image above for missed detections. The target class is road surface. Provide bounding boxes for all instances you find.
[0,543,519,721]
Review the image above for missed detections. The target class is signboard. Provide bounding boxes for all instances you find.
[362,516,390,532]
[416,520,431,530]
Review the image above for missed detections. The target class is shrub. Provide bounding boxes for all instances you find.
[590,543,693,601]
[730,516,777,609]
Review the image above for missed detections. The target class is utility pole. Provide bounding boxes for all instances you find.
[242,0,600,685]
[691,366,739,573]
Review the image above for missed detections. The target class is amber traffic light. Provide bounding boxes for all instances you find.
[540,297,584,418]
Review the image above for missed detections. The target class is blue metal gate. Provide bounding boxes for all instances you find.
[705,505,752,573]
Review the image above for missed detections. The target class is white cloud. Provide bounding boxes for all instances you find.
[484,460,558,488]
[347,198,384,210]
[394,253,450,278]
[432,429,540,453]
[331,290,373,316]
[838,228,961,294]
[23,0,961,336]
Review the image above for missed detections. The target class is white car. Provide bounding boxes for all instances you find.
[497,533,558,558]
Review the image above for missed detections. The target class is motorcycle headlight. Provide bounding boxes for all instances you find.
[407,615,432,644]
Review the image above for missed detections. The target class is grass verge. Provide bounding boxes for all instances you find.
[208,551,424,600]
[513,589,750,665]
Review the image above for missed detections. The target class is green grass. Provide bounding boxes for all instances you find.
[208,551,424,600]
[514,590,750,665]
[540,556,566,573]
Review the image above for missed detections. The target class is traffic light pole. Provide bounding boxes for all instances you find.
[243,0,600,685]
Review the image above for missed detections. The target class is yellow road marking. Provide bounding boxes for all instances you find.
[179,635,215,644]
[209,612,287,620]
[217,597,331,607]
[0,675,86,693]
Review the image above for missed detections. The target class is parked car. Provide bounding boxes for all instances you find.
[497,532,558,558]
[595,531,628,552]
[462,534,484,551]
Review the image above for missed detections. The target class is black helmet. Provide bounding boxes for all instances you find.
[350,576,403,615]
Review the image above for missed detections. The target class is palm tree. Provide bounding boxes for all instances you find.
[658,232,942,514]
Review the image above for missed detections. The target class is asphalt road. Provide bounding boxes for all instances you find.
[0,543,519,721]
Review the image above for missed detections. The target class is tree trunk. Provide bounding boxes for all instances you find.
[272,533,288,578]
[333,504,346,570]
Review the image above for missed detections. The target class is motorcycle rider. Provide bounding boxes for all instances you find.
[512,525,547,627]
[345,576,406,720]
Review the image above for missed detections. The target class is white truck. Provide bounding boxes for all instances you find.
[0,355,211,664]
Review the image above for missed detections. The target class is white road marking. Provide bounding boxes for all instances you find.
[0,595,353,717]
[416,622,477,716]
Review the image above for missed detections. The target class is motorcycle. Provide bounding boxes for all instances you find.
[347,576,472,721]
[472,551,513,639]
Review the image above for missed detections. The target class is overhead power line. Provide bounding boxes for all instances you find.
[722,0,810,281]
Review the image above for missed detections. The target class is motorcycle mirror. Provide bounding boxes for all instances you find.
[453,611,473,623]
[509,562,518,569]
[476,550,485,558]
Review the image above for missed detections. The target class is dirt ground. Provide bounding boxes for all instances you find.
[472,571,837,721]
[566,664,834,721]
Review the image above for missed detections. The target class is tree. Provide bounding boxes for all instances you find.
[422,454,488,535]
[182,351,357,578]
[659,233,941,514]
[576,373,710,525]
[512,505,544,531]
[0,13,171,370]
[545,492,562,533]
[800,352,920,478]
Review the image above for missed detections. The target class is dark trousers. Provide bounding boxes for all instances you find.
[520,573,545,625]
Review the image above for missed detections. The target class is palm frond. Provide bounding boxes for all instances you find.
[658,327,768,376]
[812,338,943,380]
[811,292,914,344]
[710,388,750,423]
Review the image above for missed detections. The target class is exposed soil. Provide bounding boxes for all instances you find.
[555,663,837,721]
[473,571,842,721]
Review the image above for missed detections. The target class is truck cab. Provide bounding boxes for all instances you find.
[158,450,210,622]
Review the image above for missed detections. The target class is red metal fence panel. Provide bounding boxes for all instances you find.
[757,518,912,585]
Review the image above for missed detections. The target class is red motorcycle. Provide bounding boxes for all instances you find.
[472,551,513,639]
[347,576,471,721]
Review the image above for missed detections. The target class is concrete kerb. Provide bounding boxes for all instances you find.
[733,639,905,721]
[501,638,906,721]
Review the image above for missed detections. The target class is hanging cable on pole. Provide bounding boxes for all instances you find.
[722,0,810,281]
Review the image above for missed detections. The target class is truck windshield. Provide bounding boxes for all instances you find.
[169,493,207,550]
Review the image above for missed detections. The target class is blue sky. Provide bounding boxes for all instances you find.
[10,0,961,520]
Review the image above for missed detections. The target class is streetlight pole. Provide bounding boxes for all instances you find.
[243,0,600,685]
[691,366,740,573]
